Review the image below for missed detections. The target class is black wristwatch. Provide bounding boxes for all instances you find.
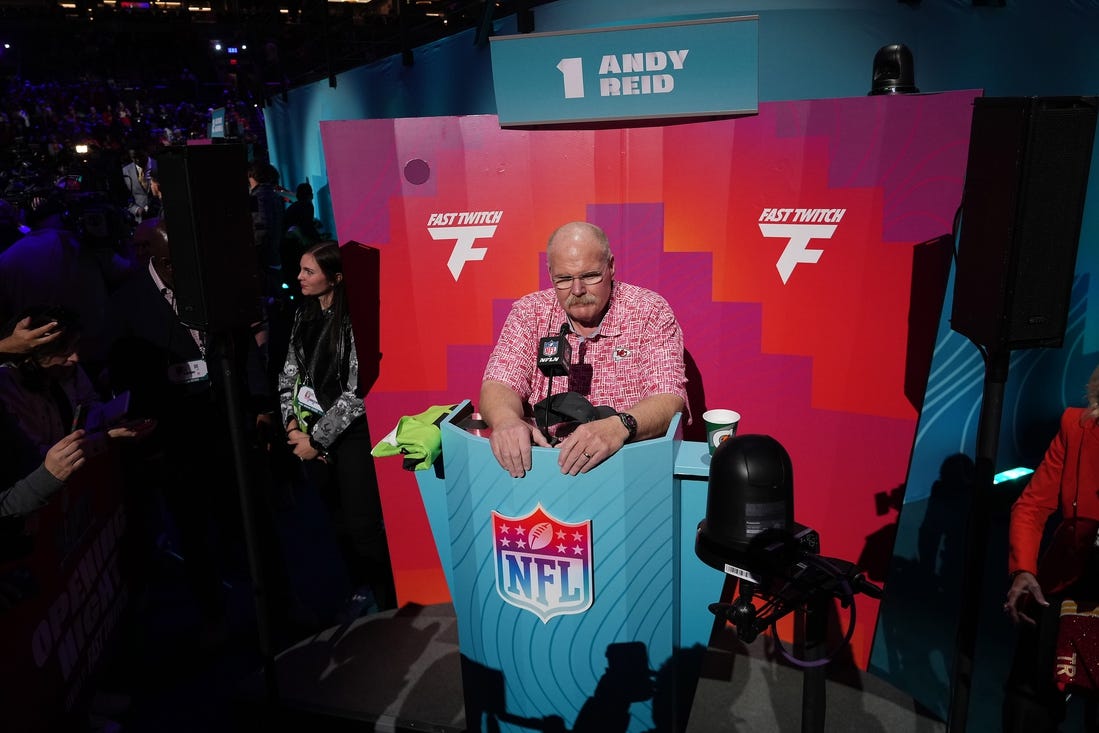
[617,412,637,443]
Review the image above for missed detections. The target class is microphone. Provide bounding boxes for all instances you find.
[536,321,572,444]
[537,321,571,377]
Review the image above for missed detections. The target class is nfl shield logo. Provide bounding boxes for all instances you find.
[492,503,593,623]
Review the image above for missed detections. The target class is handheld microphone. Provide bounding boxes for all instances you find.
[537,321,572,377]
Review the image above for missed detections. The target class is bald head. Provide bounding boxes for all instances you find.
[547,221,611,262]
[546,221,616,329]
[147,218,173,288]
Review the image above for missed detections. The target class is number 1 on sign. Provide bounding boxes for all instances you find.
[556,57,584,99]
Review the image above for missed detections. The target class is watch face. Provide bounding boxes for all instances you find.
[619,412,637,436]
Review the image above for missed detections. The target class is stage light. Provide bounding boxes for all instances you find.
[869,43,919,95]
[994,467,1034,485]
[74,143,89,155]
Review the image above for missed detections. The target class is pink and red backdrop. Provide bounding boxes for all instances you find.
[321,90,979,665]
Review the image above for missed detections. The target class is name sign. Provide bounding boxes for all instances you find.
[209,107,226,138]
[490,16,758,126]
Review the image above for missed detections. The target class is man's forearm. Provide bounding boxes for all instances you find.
[625,393,685,441]
[479,380,528,427]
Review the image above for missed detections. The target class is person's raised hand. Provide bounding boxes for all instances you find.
[1,318,61,355]
[43,429,87,482]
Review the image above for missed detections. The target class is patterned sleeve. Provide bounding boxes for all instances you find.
[482,296,541,404]
[638,294,689,414]
[278,315,301,427]
[309,325,366,450]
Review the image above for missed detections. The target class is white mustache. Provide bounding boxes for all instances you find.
[566,293,597,307]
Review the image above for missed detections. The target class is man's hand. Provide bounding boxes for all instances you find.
[480,380,551,478]
[1004,570,1049,626]
[107,418,157,441]
[0,317,61,355]
[43,430,88,482]
[554,416,629,475]
[488,416,550,478]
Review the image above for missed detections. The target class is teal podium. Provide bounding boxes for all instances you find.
[418,400,696,732]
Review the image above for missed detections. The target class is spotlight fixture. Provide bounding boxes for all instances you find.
[869,43,919,95]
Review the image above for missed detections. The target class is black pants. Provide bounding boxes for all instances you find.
[305,417,397,611]
[1003,598,1069,733]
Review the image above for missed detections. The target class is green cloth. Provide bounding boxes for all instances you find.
[371,404,457,470]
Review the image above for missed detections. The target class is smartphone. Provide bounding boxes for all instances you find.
[71,404,88,432]
[85,391,131,433]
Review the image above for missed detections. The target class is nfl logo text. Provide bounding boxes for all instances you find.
[492,504,593,623]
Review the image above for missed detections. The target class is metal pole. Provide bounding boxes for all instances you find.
[947,346,1009,732]
[211,330,280,702]
[799,596,829,733]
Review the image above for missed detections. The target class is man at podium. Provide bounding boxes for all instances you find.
[480,221,688,478]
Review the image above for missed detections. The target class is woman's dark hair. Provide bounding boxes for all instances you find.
[295,182,313,201]
[300,240,347,346]
[248,161,280,186]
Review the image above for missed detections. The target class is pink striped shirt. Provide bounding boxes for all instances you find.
[483,281,688,417]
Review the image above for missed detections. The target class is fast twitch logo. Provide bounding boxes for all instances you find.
[758,207,847,284]
[427,210,503,280]
[493,504,593,623]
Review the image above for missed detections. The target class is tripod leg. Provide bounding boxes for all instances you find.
[799,596,829,733]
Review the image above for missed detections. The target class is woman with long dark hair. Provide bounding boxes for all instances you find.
[279,241,396,615]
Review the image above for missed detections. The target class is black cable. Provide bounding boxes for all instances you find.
[768,553,859,669]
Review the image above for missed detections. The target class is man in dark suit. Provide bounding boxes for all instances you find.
[104,218,278,643]
[121,148,158,222]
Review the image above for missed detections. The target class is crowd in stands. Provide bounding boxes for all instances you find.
[0,75,269,213]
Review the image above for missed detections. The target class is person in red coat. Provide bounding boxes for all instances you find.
[1002,363,1099,731]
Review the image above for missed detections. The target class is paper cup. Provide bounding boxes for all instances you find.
[703,409,741,455]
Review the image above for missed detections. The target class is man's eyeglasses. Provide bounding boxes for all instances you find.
[552,268,606,290]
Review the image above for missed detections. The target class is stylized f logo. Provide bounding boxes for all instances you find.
[428,225,497,281]
[759,223,837,284]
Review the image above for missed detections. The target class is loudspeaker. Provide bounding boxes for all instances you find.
[158,144,262,331]
[951,96,1098,350]
[342,241,381,394]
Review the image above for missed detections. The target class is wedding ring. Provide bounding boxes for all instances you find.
[582,452,593,459]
